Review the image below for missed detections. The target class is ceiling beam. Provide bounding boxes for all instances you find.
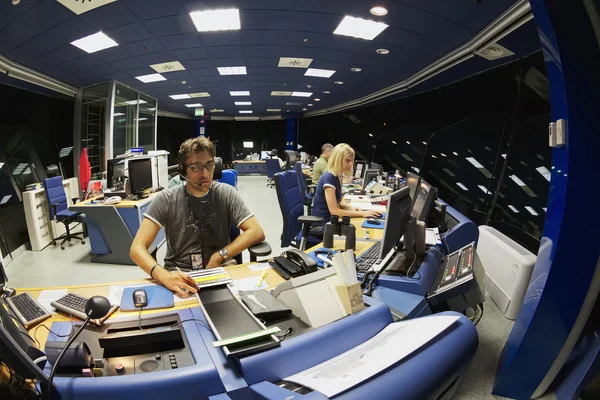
[0,54,77,97]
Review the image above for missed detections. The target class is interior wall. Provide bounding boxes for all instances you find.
[156,116,197,166]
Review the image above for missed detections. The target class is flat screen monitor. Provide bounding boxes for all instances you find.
[369,162,383,172]
[411,179,436,222]
[107,159,125,188]
[128,158,153,193]
[260,151,270,160]
[354,161,367,179]
[362,169,380,190]
[380,187,413,258]
[406,172,421,202]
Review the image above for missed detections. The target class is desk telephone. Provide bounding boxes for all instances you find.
[269,249,318,280]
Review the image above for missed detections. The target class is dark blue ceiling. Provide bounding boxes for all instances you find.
[0,0,538,117]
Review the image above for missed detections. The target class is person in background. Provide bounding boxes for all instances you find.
[310,143,380,238]
[312,143,333,183]
[268,149,285,169]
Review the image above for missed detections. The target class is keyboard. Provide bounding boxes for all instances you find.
[6,292,52,328]
[269,256,304,280]
[355,241,383,272]
[51,293,119,326]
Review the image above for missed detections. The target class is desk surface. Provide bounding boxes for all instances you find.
[233,160,266,164]
[72,193,156,209]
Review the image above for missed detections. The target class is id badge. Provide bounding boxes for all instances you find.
[190,253,203,270]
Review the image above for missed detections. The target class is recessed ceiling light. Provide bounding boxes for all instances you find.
[181,80,187,84]
[431,155,437,158]
[71,31,118,54]
[217,66,247,75]
[302,108,307,111]
[525,206,539,216]
[314,98,320,101]
[291,92,312,97]
[267,109,281,112]
[453,151,458,156]
[307,84,311,88]
[422,141,427,145]
[308,103,313,106]
[210,109,224,112]
[392,140,397,144]
[456,182,469,191]
[351,67,362,72]
[370,6,388,16]
[285,101,302,106]
[368,134,373,137]
[150,61,185,73]
[304,68,336,78]
[135,73,166,83]
[189,92,210,98]
[334,81,343,85]
[189,8,241,32]
[543,207,547,212]
[235,101,252,106]
[169,94,191,100]
[271,91,292,96]
[412,167,420,173]
[333,16,388,40]
[376,48,390,55]
[440,153,447,157]
[536,166,551,181]
[508,205,520,213]
[406,141,410,144]
[239,110,253,114]
[278,57,313,68]
[323,91,330,94]
[185,103,203,107]
[124,100,147,105]
[230,91,250,96]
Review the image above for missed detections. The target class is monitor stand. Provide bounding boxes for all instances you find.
[383,251,421,276]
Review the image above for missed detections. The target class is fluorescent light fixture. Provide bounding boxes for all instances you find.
[501,153,507,159]
[392,141,397,144]
[271,91,292,96]
[543,207,547,212]
[189,8,241,32]
[230,91,250,96]
[302,108,307,111]
[368,134,373,137]
[333,16,388,40]
[334,81,344,85]
[243,141,253,148]
[137,118,148,121]
[525,206,539,216]
[291,91,312,97]
[376,48,390,54]
[351,67,362,72]
[440,153,447,157]
[170,94,191,100]
[210,109,224,112]
[304,68,336,78]
[323,90,331,94]
[307,103,313,106]
[235,101,251,105]
[267,108,281,112]
[70,31,118,54]
[185,103,203,107]
[135,73,166,83]
[478,185,492,194]
[443,168,455,177]
[536,166,551,181]
[114,113,125,117]
[509,174,526,187]
[125,100,147,105]
[370,6,388,16]
[431,155,437,159]
[217,66,247,75]
[466,157,484,168]
[508,205,520,213]
[453,151,458,156]
[406,141,411,144]
[456,182,468,191]
[239,110,253,114]
[286,102,302,106]
[314,98,320,102]
[189,92,211,98]
[412,167,420,173]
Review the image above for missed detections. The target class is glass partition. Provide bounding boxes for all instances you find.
[138,94,157,151]
[113,84,138,157]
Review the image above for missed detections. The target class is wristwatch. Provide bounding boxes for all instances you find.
[218,248,229,260]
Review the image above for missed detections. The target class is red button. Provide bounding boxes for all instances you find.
[115,363,125,374]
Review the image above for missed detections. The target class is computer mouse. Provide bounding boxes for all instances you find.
[367,219,381,225]
[133,289,148,308]
[1,287,16,298]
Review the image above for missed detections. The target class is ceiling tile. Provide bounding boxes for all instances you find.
[121,0,186,20]
[181,0,238,12]
[245,57,279,67]
[17,0,74,31]
[111,57,147,71]
[181,59,214,70]
[242,30,286,46]
[240,10,293,30]
[237,0,295,10]
[123,38,167,56]
[211,57,246,67]
[7,34,63,64]
[188,68,219,77]
[0,0,44,19]
[81,1,139,31]
[144,15,197,37]
[106,22,154,45]
[123,66,157,77]
[28,45,85,69]
[206,46,243,58]
[376,27,454,57]
[194,76,223,83]
[0,21,42,53]
[136,51,176,65]
[294,0,353,15]
[161,70,192,80]
[290,12,341,34]
[158,33,202,50]
[171,47,209,61]
[199,31,242,47]
[242,45,283,58]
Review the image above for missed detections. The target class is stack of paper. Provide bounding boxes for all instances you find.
[188,268,232,288]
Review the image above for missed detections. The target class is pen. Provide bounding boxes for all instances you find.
[256,269,268,288]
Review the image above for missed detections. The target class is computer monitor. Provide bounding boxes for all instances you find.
[260,151,270,160]
[405,172,421,202]
[107,159,126,188]
[379,187,413,259]
[354,161,367,179]
[362,169,380,190]
[128,158,153,193]
[369,162,383,172]
[411,179,436,222]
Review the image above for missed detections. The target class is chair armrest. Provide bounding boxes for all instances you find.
[248,241,272,257]
[50,203,60,220]
[71,197,81,204]
[307,184,317,194]
[298,216,324,226]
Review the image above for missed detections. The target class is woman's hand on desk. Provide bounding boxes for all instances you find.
[155,269,197,297]
[361,210,382,218]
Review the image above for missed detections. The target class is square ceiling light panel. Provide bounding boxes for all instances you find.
[304,69,335,78]
[58,0,116,15]
[278,57,313,68]
[135,73,166,83]
[190,9,241,32]
[291,92,312,97]
[150,61,186,73]
[71,32,118,54]
[333,16,388,40]
[189,92,211,98]
[169,94,191,100]
[271,91,292,96]
[217,66,247,75]
[230,91,250,96]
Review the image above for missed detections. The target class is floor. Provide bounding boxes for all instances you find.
[4,175,555,399]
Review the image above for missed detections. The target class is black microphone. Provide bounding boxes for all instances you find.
[46,296,111,400]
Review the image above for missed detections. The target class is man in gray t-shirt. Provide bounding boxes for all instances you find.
[144,182,253,271]
[130,137,266,298]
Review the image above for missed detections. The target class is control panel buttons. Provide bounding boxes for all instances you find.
[115,363,125,374]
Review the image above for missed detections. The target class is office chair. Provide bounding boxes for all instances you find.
[283,150,297,171]
[274,170,323,251]
[293,162,317,214]
[265,159,280,188]
[44,176,86,250]
[213,158,272,263]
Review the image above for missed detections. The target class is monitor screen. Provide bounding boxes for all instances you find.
[380,187,413,258]
[362,169,380,190]
[406,172,421,201]
[369,162,383,172]
[128,159,153,193]
[354,161,367,179]
[411,179,436,221]
[261,151,270,160]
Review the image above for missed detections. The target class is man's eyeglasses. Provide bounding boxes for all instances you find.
[186,161,216,172]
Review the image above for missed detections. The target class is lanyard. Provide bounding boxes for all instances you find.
[183,185,214,266]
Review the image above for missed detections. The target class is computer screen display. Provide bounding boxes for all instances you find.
[261,151,270,160]
[369,162,383,172]
[411,179,436,221]
[380,187,413,258]
[406,172,420,202]
[362,169,380,190]
[354,161,367,179]
[128,159,153,193]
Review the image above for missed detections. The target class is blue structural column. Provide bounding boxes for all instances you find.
[493,1,600,399]
[285,117,298,150]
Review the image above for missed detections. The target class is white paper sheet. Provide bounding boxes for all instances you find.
[228,276,269,294]
[37,289,68,314]
[248,263,271,272]
[285,315,460,397]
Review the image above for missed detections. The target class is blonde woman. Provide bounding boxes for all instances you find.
[310,143,381,238]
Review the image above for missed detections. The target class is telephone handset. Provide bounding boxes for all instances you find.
[283,249,318,274]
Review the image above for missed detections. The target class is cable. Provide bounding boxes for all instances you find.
[33,324,73,348]
[172,318,213,333]
[138,307,144,330]
[275,327,295,341]
[474,304,484,326]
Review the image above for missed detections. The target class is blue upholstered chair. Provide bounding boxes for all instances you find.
[265,159,280,188]
[274,170,323,251]
[44,176,86,250]
[293,162,317,214]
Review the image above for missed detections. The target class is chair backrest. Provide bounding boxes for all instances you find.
[213,157,223,180]
[265,159,281,178]
[44,176,67,219]
[293,162,307,195]
[219,170,237,188]
[87,179,107,193]
[284,150,297,170]
[274,170,304,247]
